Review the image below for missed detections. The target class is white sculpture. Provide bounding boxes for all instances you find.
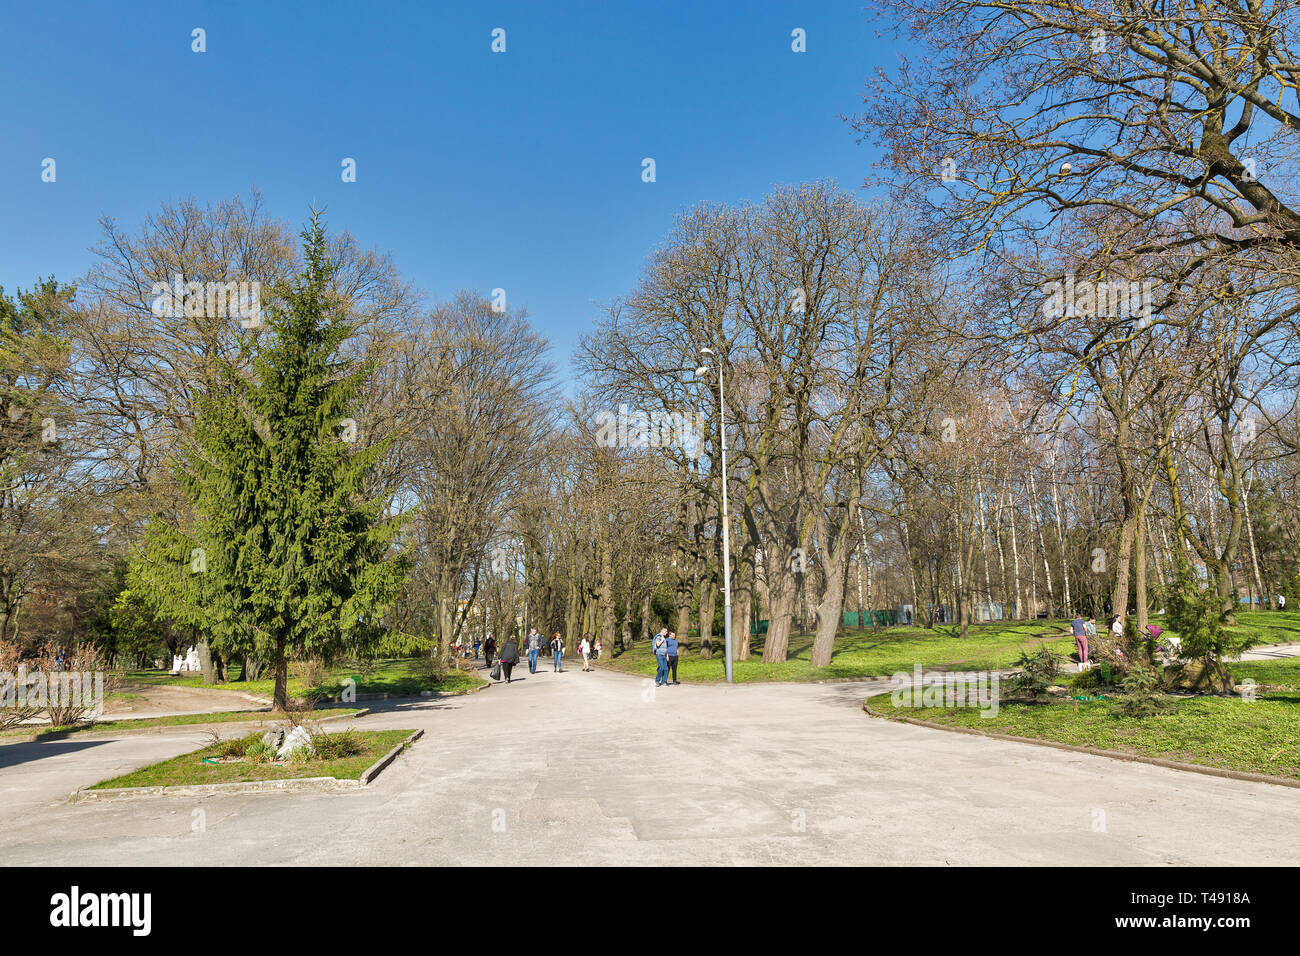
[184,645,201,672]
[276,725,314,760]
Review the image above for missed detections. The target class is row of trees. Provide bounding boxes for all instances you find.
[3,0,1299,700]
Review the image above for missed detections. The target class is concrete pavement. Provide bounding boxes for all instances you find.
[1,663,1297,865]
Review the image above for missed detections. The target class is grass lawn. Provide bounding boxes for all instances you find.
[88,728,415,789]
[0,707,362,739]
[601,610,1300,684]
[1228,657,1300,690]
[122,657,485,700]
[869,655,1300,780]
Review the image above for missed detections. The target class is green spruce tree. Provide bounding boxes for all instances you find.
[134,214,409,710]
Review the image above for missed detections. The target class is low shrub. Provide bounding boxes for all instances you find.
[1010,646,1060,702]
[1113,664,1173,717]
[243,740,276,763]
[312,728,363,759]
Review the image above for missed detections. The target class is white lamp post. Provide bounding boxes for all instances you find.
[696,348,734,683]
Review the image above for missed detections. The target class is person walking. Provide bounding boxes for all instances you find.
[483,635,496,669]
[652,628,669,686]
[498,633,520,684]
[525,627,542,674]
[580,634,593,671]
[551,632,565,672]
[665,630,680,685]
[1071,614,1090,668]
[593,638,602,661]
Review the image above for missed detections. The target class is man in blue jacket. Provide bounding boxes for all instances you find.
[664,631,680,685]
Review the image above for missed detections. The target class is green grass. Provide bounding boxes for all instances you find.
[1228,657,1300,690]
[601,610,1300,685]
[0,707,362,739]
[605,619,1076,683]
[88,728,415,789]
[869,658,1300,780]
[122,657,485,700]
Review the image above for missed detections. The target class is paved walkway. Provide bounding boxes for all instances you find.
[1,663,1297,865]
[1237,642,1300,661]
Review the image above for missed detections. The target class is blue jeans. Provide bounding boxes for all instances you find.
[655,654,668,685]
[528,648,539,673]
[554,651,563,671]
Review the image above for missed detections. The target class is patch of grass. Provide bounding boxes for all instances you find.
[88,728,414,789]
[0,707,361,739]
[1228,656,1300,690]
[120,657,487,700]
[605,619,1078,683]
[869,688,1300,779]
[601,611,1300,685]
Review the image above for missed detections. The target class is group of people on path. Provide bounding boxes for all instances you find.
[487,627,603,683]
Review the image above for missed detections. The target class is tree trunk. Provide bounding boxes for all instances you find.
[271,640,289,712]
[698,574,717,658]
[762,567,798,662]
[809,565,844,667]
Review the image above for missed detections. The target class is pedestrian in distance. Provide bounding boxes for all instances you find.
[1071,613,1090,668]
[498,633,520,684]
[525,627,542,674]
[551,632,565,672]
[580,634,593,671]
[665,631,680,685]
[483,635,496,669]
[652,628,669,686]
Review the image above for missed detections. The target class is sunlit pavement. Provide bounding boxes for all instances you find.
[2,664,1296,866]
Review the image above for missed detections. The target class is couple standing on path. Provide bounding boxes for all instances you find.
[652,628,680,686]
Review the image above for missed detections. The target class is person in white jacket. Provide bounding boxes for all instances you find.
[579,635,593,671]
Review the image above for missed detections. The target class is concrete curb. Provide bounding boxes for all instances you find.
[360,728,423,784]
[66,728,423,803]
[861,698,1300,791]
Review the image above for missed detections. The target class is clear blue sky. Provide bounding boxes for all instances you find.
[1,0,895,374]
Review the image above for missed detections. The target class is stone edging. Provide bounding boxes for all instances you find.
[861,698,1300,791]
[67,728,424,803]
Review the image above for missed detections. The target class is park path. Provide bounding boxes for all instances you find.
[1,662,1297,866]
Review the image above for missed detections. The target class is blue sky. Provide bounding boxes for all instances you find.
[1,0,894,374]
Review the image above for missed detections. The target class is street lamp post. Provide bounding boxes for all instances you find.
[696,348,734,683]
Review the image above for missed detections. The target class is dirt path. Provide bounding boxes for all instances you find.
[104,682,269,719]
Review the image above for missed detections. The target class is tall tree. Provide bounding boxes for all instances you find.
[133,215,409,710]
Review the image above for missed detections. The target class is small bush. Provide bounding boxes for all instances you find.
[312,728,363,759]
[210,732,258,759]
[1010,646,1060,702]
[1070,667,1103,690]
[243,740,276,763]
[1113,664,1172,717]
[289,658,329,702]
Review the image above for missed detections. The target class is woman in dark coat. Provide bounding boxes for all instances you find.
[498,634,520,684]
[483,635,497,668]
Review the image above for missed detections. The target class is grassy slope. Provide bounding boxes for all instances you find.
[870,656,1300,779]
[89,728,414,789]
[121,658,485,699]
[601,611,1300,684]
